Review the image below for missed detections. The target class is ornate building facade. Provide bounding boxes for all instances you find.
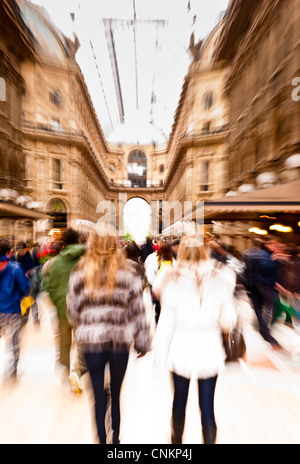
[197,0,300,247]
[105,143,166,233]
[1,1,230,240]
[164,23,229,209]
[216,0,300,193]
[16,1,168,239]
[106,143,167,190]
[3,0,299,244]
[0,0,34,192]
[0,0,50,241]
[18,0,111,237]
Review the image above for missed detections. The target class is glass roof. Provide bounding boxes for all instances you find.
[23,0,229,144]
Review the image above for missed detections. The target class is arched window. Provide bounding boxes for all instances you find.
[127,150,147,188]
[47,198,67,229]
[47,198,67,213]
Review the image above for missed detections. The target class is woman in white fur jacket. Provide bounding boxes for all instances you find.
[153,236,237,445]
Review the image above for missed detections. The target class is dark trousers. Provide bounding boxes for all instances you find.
[250,286,278,345]
[172,372,218,444]
[155,301,161,325]
[150,286,161,325]
[84,351,129,444]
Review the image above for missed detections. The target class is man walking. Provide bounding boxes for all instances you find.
[43,229,86,390]
[243,238,279,346]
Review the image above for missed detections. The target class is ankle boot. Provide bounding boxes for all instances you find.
[171,433,183,445]
[202,426,217,445]
[112,431,120,445]
[171,421,184,445]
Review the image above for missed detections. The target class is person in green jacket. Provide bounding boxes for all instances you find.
[43,228,85,388]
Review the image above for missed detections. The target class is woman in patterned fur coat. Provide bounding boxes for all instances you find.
[67,224,152,445]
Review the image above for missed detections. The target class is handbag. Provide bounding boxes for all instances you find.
[223,326,246,363]
[194,262,247,362]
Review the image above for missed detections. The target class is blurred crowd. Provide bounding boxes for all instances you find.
[0,228,300,445]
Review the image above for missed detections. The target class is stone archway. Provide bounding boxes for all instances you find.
[126,192,151,205]
[46,198,67,229]
[123,197,151,242]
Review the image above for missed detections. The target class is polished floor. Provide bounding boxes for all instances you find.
[1,290,300,445]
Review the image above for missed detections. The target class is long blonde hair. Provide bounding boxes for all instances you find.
[78,224,127,298]
[172,237,210,301]
[177,236,209,264]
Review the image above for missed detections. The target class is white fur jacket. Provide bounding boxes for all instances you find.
[153,260,237,379]
[67,260,152,354]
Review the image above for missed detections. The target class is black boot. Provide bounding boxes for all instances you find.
[112,431,120,445]
[171,433,182,445]
[171,419,184,445]
[202,426,217,445]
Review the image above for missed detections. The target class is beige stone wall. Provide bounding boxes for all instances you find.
[164,22,229,211]
[107,143,167,188]
[221,0,300,191]
[0,0,34,194]
[21,34,110,232]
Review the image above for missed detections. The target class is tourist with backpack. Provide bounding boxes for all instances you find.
[13,242,40,325]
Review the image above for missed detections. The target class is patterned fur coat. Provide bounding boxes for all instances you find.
[67,260,152,354]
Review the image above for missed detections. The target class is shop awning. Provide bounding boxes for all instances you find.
[0,202,51,220]
[203,180,300,221]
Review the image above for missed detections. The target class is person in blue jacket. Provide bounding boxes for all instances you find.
[0,239,30,381]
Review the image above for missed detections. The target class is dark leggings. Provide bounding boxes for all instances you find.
[172,372,218,442]
[84,351,129,444]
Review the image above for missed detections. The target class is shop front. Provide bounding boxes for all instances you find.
[0,201,52,245]
[203,180,300,252]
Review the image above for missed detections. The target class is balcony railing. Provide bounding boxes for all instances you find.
[109,180,164,189]
[182,125,229,140]
[22,121,108,179]
[22,120,84,138]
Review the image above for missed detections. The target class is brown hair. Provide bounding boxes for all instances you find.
[157,244,173,263]
[0,239,11,256]
[78,224,127,299]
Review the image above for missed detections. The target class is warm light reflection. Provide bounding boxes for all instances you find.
[249,227,268,236]
[269,224,293,233]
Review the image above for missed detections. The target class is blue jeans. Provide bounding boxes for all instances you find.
[172,372,218,443]
[84,351,129,444]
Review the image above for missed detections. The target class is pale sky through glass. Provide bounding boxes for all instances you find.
[28,0,229,145]
[123,198,151,242]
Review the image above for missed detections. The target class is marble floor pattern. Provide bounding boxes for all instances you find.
[1,290,300,445]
